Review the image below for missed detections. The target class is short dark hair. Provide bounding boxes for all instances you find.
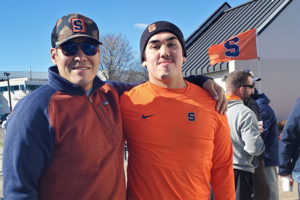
[226,70,252,92]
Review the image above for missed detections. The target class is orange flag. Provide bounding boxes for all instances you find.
[208,28,258,66]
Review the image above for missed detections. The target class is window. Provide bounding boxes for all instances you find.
[0,87,8,93]
[10,85,19,92]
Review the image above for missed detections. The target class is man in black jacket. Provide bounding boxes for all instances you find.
[243,70,270,200]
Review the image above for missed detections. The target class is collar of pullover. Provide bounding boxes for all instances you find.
[48,66,105,96]
[226,94,241,101]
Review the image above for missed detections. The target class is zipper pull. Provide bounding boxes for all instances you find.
[88,96,93,104]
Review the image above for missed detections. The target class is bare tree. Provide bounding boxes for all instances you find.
[99,32,148,82]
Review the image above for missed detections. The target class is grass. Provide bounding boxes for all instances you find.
[0,143,3,147]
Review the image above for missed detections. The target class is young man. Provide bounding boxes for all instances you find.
[3,14,227,199]
[121,21,235,200]
[225,70,265,200]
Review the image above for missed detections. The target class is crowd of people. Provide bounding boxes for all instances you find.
[2,13,299,200]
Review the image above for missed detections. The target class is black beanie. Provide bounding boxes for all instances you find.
[140,21,187,63]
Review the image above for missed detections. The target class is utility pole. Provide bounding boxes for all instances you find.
[29,67,32,80]
[4,72,12,112]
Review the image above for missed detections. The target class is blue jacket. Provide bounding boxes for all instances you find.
[252,89,279,167]
[279,98,300,175]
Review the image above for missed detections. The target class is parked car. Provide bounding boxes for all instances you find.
[0,113,9,125]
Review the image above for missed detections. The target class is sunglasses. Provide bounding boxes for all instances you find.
[237,83,255,88]
[55,42,98,56]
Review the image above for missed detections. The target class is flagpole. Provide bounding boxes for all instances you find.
[255,28,261,93]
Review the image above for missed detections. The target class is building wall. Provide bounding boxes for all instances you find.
[232,0,300,121]
[0,71,48,80]
[204,70,229,91]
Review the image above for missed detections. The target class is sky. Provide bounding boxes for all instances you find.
[0,0,248,72]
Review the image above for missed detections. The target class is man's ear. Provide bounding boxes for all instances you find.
[50,48,57,65]
[239,86,244,94]
[142,61,147,68]
[183,57,187,63]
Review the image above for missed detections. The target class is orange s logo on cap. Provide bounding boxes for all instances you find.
[148,24,156,32]
[72,18,86,32]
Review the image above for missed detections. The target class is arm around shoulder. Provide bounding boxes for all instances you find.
[106,80,142,96]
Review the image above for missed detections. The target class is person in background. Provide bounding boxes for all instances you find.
[243,70,271,200]
[225,70,265,200]
[250,74,279,200]
[279,97,300,199]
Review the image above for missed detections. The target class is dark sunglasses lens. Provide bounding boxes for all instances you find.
[62,44,78,56]
[82,43,98,55]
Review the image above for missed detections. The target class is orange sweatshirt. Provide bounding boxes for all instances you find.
[120,81,235,200]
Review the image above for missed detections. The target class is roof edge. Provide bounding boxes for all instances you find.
[185,2,231,48]
[224,0,256,13]
[257,0,293,35]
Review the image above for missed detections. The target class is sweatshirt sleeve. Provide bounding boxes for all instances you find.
[183,75,212,87]
[3,98,54,200]
[279,98,300,175]
[239,111,265,156]
[211,115,235,200]
[105,80,141,96]
[260,104,273,142]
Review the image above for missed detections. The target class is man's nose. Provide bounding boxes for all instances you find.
[160,45,170,58]
[74,47,87,62]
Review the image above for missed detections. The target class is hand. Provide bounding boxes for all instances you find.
[203,79,227,114]
[258,125,263,134]
[279,174,293,182]
[258,121,263,134]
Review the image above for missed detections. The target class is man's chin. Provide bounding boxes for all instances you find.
[160,74,172,80]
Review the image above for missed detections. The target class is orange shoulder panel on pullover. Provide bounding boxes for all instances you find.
[120,82,235,200]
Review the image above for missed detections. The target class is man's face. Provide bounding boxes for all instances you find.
[51,37,100,90]
[142,32,186,84]
[241,76,253,101]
